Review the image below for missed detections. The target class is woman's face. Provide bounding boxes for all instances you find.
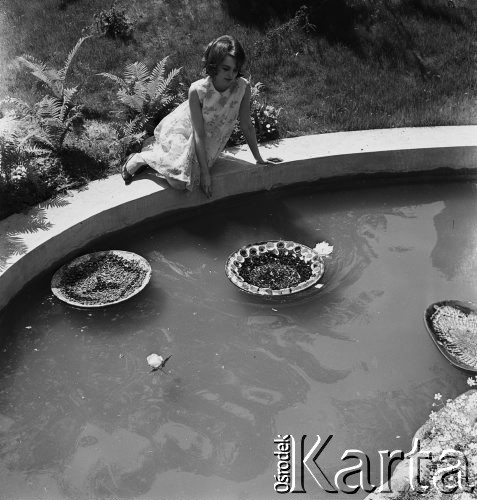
[213,55,239,92]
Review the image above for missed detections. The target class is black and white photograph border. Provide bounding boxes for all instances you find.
[0,1,476,499]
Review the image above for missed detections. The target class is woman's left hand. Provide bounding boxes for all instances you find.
[256,157,283,165]
[256,158,271,165]
[200,170,212,197]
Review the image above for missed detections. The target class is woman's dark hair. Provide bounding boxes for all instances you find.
[202,35,246,77]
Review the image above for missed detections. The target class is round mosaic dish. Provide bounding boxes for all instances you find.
[51,250,151,308]
[225,240,325,296]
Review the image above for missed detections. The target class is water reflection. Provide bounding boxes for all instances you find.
[0,180,475,499]
[431,183,477,281]
[246,314,351,383]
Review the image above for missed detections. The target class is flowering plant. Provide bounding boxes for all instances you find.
[413,377,477,492]
[227,81,282,147]
[390,382,477,498]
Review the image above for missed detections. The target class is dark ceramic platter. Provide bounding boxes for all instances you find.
[424,300,477,373]
[51,250,152,308]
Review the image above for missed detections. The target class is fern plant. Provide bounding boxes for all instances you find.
[0,102,55,168]
[98,56,183,151]
[15,36,90,152]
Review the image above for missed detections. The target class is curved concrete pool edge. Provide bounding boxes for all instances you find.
[1,125,476,311]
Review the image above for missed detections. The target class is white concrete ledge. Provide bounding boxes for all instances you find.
[1,126,476,311]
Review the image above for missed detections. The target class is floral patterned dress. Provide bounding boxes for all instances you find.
[138,76,248,190]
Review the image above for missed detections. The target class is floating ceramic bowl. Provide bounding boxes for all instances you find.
[424,300,477,373]
[225,240,325,297]
[51,250,151,308]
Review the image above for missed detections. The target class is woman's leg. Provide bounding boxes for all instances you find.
[125,154,148,175]
[121,153,148,185]
[122,150,186,190]
[166,177,187,190]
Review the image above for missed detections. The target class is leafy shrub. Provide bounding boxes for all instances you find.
[0,113,122,218]
[98,57,183,156]
[64,119,122,172]
[93,2,133,41]
[222,0,365,48]
[247,6,317,77]
[58,0,79,10]
[0,36,139,218]
[227,82,282,147]
[0,113,65,218]
[400,0,472,26]
[258,5,315,55]
[220,0,299,26]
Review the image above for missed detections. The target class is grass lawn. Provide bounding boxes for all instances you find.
[1,0,475,132]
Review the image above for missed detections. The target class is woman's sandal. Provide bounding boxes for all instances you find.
[121,154,134,185]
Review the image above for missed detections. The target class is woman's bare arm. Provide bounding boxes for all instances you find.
[238,84,267,164]
[189,87,212,196]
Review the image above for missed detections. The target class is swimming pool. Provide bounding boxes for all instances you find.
[0,179,475,499]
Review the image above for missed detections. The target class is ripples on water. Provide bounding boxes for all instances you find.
[0,180,476,499]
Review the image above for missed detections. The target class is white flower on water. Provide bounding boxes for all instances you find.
[147,353,164,369]
[314,241,334,256]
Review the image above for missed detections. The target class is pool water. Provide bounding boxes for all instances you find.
[0,180,476,499]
